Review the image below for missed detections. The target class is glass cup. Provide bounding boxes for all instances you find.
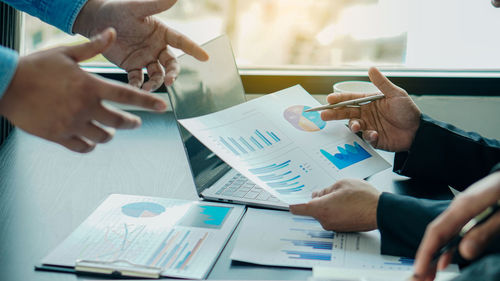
[333,81,379,94]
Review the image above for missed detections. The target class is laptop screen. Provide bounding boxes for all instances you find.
[167,35,246,195]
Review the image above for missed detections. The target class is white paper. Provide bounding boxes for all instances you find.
[42,194,244,279]
[230,208,459,273]
[312,267,459,281]
[179,85,391,205]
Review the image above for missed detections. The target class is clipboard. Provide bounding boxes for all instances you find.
[36,259,161,279]
[37,194,246,279]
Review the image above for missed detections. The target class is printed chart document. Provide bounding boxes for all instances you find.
[179,85,391,205]
[230,208,459,273]
[40,194,245,279]
[311,268,459,281]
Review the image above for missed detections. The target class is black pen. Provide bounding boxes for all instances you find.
[431,199,500,263]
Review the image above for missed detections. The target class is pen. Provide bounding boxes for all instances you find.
[304,93,385,112]
[431,199,500,264]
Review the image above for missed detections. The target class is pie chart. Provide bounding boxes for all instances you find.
[283,105,326,132]
[122,202,165,218]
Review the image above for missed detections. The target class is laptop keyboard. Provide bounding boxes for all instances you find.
[214,173,280,202]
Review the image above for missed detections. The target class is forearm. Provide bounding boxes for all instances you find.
[3,0,88,34]
[0,47,19,101]
[73,0,105,36]
[393,114,500,190]
[377,192,449,258]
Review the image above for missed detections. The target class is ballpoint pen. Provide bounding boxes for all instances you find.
[304,93,385,112]
[430,199,500,264]
[406,200,500,281]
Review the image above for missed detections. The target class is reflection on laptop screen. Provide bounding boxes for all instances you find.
[167,35,246,194]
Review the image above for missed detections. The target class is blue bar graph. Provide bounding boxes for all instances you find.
[255,130,272,146]
[267,175,301,188]
[249,159,306,195]
[281,239,333,250]
[267,131,280,142]
[218,129,281,156]
[249,160,291,174]
[283,250,331,261]
[384,257,414,266]
[239,137,255,152]
[219,137,240,156]
[257,171,292,181]
[250,137,264,149]
[320,142,371,170]
[229,137,247,154]
[271,132,280,141]
[290,228,334,239]
[276,185,304,194]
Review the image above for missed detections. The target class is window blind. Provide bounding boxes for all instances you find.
[0,2,19,147]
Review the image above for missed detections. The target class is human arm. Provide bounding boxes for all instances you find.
[394,116,500,191]
[289,179,450,258]
[0,28,168,153]
[322,67,500,190]
[4,0,209,90]
[412,170,500,281]
[72,0,209,90]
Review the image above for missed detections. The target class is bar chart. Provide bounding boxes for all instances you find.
[231,208,336,267]
[248,160,305,194]
[218,129,283,156]
[146,229,209,271]
[319,141,372,170]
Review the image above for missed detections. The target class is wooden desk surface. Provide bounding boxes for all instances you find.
[0,111,453,281]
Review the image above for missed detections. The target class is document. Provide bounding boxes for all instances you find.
[179,85,391,205]
[230,208,459,273]
[41,194,245,279]
[311,268,459,281]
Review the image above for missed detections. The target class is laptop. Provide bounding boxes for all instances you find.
[167,35,288,210]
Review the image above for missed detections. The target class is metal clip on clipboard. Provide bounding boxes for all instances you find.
[75,259,162,279]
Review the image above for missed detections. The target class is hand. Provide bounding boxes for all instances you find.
[0,28,168,153]
[289,179,381,232]
[412,171,500,281]
[73,0,209,91]
[322,67,421,152]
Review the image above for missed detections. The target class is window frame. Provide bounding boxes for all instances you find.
[85,66,500,96]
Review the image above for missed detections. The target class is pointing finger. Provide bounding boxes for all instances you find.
[165,27,209,61]
[98,78,167,111]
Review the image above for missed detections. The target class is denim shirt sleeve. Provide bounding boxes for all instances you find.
[3,0,89,34]
[0,47,19,99]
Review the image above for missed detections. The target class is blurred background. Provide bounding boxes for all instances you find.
[23,0,500,70]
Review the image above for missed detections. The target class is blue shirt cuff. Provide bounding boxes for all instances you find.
[45,0,89,34]
[0,47,19,100]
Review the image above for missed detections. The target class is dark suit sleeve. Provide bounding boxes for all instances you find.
[393,114,500,191]
[377,192,450,258]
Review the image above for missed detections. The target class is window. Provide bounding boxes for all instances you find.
[23,0,500,70]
